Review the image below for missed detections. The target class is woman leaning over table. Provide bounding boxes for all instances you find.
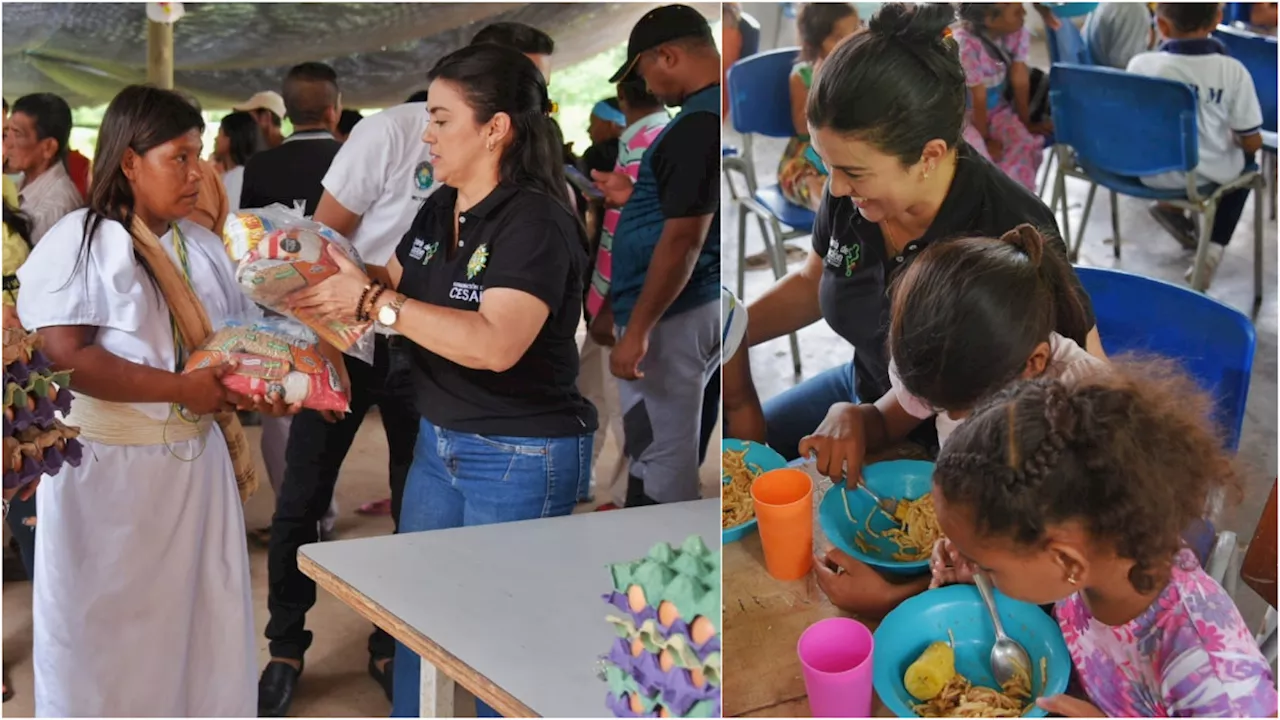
[290,43,598,719]
[747,2,1104,465]
[15,85,296,717]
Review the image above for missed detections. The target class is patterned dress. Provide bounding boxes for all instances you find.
[1055,549,1278,717]
[954,25,1044,191]
[777,62,826,208]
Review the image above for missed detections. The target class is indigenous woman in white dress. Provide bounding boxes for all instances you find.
[15,85,291,717]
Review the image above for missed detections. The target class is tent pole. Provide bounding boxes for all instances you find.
[147,20,174,89]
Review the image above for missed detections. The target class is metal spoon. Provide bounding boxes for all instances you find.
[806,451,899,523]
[974,571,1034,689]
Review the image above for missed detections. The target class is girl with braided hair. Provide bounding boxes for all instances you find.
[932,364,1276,717]
[810,224,1108,616]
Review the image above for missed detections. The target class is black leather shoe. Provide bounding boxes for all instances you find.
[368,656,394,702]
[258,660,303,717]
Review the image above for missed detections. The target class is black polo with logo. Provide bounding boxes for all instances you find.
[812,141,1096,404]
[394,183,599,437]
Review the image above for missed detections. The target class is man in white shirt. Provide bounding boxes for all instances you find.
[3,94,83,244]
[1129,2,1263,286]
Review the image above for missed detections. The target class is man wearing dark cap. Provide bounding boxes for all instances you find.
[592,4,722,507]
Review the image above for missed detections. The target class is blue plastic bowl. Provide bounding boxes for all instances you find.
[873,585,1071,718]
[721,439,788,544]
[818,460,936,574]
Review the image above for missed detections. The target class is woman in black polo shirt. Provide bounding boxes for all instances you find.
[290,44,597,717]
[746,2,1102,462]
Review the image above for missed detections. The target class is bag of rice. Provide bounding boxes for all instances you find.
[224,206,375,364]
[183,317,349,413]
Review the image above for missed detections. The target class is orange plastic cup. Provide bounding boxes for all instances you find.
[750,467,814,580]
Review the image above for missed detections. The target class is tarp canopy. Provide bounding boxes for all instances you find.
[2,2,718,109]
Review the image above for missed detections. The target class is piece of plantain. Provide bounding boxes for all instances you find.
[903,640,956,700]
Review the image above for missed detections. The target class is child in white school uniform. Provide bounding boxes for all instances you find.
[1132,3,1264,286]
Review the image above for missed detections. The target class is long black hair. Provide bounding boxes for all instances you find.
[72,85,205,289]
[427,43,585,251]
[806,2,965,166]
[219,110,265,168]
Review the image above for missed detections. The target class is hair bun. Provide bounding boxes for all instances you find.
[867,2,957,46]
[999,223,1045,268]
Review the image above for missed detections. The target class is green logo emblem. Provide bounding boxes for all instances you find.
[421,241,439,266]
[466,243,489,280]
[843,243,861,277]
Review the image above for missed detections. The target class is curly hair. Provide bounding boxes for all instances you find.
[889,224,1091,412]
[934,357,1240,594]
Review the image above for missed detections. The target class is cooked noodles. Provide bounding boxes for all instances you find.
[722,448,761,529]
[843,488,942,561]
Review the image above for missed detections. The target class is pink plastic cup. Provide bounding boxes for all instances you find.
[797,617,875,717]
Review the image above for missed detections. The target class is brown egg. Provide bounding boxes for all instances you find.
[627,584,647,613]
[659,648,675,672]
[658,707,670,718]
[628,692,644,714]
[690,615,716,645]
[657,600,679,627]
[630,637,645,657]
[690,667,707,688]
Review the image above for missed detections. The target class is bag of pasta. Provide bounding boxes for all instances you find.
[224,205,374,364]
[183,317,349,412]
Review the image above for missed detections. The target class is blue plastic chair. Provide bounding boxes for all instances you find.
[1074,266,1256,450]
[1224,2,1253,26]
[1049,65,1266,308]
[1039,19,1092,198]
[739,11,761,59]
[725,47,809,375]
[1215,24,1278,219]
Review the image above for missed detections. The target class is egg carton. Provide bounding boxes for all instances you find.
[603,662,720,718]
[606,536,720,637]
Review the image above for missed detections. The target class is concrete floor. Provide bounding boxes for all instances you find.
[2,409,723,717]
[723,118,1278,629]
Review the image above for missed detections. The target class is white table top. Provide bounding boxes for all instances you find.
[300,499,721,718]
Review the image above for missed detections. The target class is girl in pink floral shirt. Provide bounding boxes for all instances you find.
[932,362,1277,718]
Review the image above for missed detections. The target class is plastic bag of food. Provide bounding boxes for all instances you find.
[224,205,375,364]
[183,317,349,413]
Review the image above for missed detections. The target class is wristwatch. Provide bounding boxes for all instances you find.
[376,293,408,329]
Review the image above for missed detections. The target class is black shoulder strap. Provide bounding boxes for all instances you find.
[975,30,1014,68]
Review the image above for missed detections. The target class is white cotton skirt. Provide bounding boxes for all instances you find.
[32,427,256,717]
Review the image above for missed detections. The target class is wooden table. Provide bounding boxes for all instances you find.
[299,499,720,717]
[724,448,930,717]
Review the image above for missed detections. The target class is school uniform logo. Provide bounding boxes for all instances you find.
[414,162,434,192]
[407,238,439,265]
[466,243,489,280]
[824,238,861,277]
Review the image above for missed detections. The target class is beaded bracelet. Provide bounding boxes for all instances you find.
[364,284,388,322]
[356,282,376,323]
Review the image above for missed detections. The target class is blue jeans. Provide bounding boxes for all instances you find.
[390,419,592,717]
[762,362,857,461]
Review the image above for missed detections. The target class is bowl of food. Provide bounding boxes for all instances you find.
[722,439,788,544]
[872,584,1071,718]
[817,460,937,574]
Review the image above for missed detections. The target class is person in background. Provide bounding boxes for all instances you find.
[336,108,364,143]
[1084,2,1157,69]
[954,3,1050,191]
[778,2,859,211]
[582,98,625,176]
[217,111,266,213]
[241,63,343,216]
[289,43,596,719]
[233,90,287,149]
[595,5,722,507]
[930,363,1276,717]
[582,79,670,509]
[4,93,83,244]
[16,83,293,718]
[722,3,743,123]
[1250,2,1279,28]
[1134,3,1262,286]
